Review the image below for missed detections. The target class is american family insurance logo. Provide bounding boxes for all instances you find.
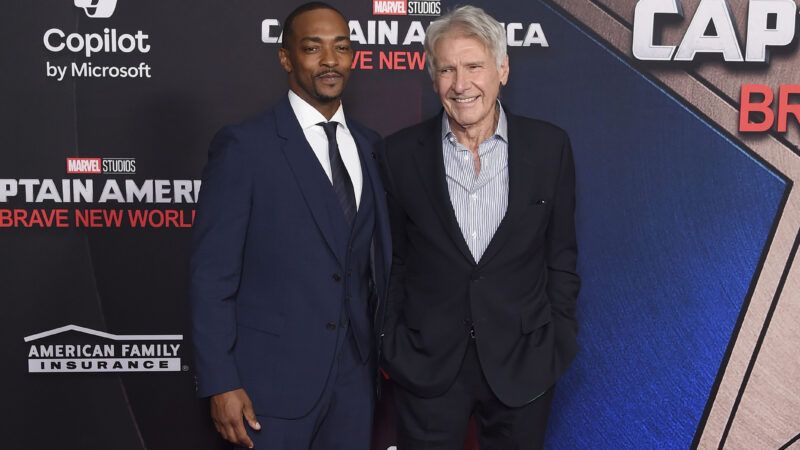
[25,325,184,373]
[66,157,136,175]
[373,0,441,17]
[74,0,118,18]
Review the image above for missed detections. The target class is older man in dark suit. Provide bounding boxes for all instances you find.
[380,5,580,449]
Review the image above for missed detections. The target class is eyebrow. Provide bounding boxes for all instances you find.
[437,61,483,69]
[299,36,351,43]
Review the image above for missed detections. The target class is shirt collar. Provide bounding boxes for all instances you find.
[288,90,349,131]
[441,101,508,145]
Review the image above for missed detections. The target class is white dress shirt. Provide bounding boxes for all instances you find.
[288,90,363,209]
[442,104,509,261]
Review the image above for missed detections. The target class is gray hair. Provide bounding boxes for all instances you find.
[424,5,507,78]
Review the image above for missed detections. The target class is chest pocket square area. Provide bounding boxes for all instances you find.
[525,199,551,228]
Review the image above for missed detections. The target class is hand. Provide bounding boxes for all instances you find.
[210,388,261,448]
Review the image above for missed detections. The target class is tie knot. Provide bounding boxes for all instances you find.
[318,121,339,140]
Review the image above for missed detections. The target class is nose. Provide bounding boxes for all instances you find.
[453,69,468,93]
[320,45,338,68]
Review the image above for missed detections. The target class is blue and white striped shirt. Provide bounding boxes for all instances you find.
[442,106,509,261]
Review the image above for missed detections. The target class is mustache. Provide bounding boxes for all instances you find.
[315,69,343,78]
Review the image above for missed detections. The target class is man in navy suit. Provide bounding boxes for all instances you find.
[190,3,390,449]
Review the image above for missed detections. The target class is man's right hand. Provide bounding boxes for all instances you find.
[210,388,261,449]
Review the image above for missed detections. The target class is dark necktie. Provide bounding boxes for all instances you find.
[318,121,357,226]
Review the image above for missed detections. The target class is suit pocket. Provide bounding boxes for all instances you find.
[521,302,551,334]
[237,306,286,336]
[403,308,424,332]
[521,199,551,233]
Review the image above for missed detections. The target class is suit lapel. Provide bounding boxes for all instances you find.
[274,97,348,267]
[412,115,477,266]
[478,111,536,267]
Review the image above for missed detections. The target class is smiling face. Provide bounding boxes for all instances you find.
[432,33,509,132]
[278,8,353,115]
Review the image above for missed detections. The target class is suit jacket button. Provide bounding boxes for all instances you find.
[326,322,337,331]
[332,273,342,282]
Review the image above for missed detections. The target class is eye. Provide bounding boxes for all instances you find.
[336,44,351,52]
[468,64,482,70]
[303,46,320,53]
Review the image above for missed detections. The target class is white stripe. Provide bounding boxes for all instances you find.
[24,325,183,342]
[28,358,181,372]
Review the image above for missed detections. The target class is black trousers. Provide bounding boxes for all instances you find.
[393,342,554,450]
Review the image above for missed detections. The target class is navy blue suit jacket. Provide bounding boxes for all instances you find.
[190,97,391,418]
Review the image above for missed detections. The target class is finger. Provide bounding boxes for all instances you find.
[242,402,261,431]
[233,420,254,449]
[212,416,229,441]
[220,424,235,444]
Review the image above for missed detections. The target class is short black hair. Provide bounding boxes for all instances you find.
[282,2,347,49]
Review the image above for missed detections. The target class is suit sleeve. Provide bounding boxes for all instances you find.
[189,126,252,398]
[546,133,581,352]
[378,142,408,340]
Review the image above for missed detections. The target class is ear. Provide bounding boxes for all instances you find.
[499,55,509,86]
[278,47,292,73]
[427,52,439,93]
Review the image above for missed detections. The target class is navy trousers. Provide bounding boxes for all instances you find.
[237,328,374,450]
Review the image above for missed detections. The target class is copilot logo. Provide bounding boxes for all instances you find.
[42,0,152,81]
[74,0,118,18]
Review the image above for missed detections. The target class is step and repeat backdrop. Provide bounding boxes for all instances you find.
[2,0,799,449]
